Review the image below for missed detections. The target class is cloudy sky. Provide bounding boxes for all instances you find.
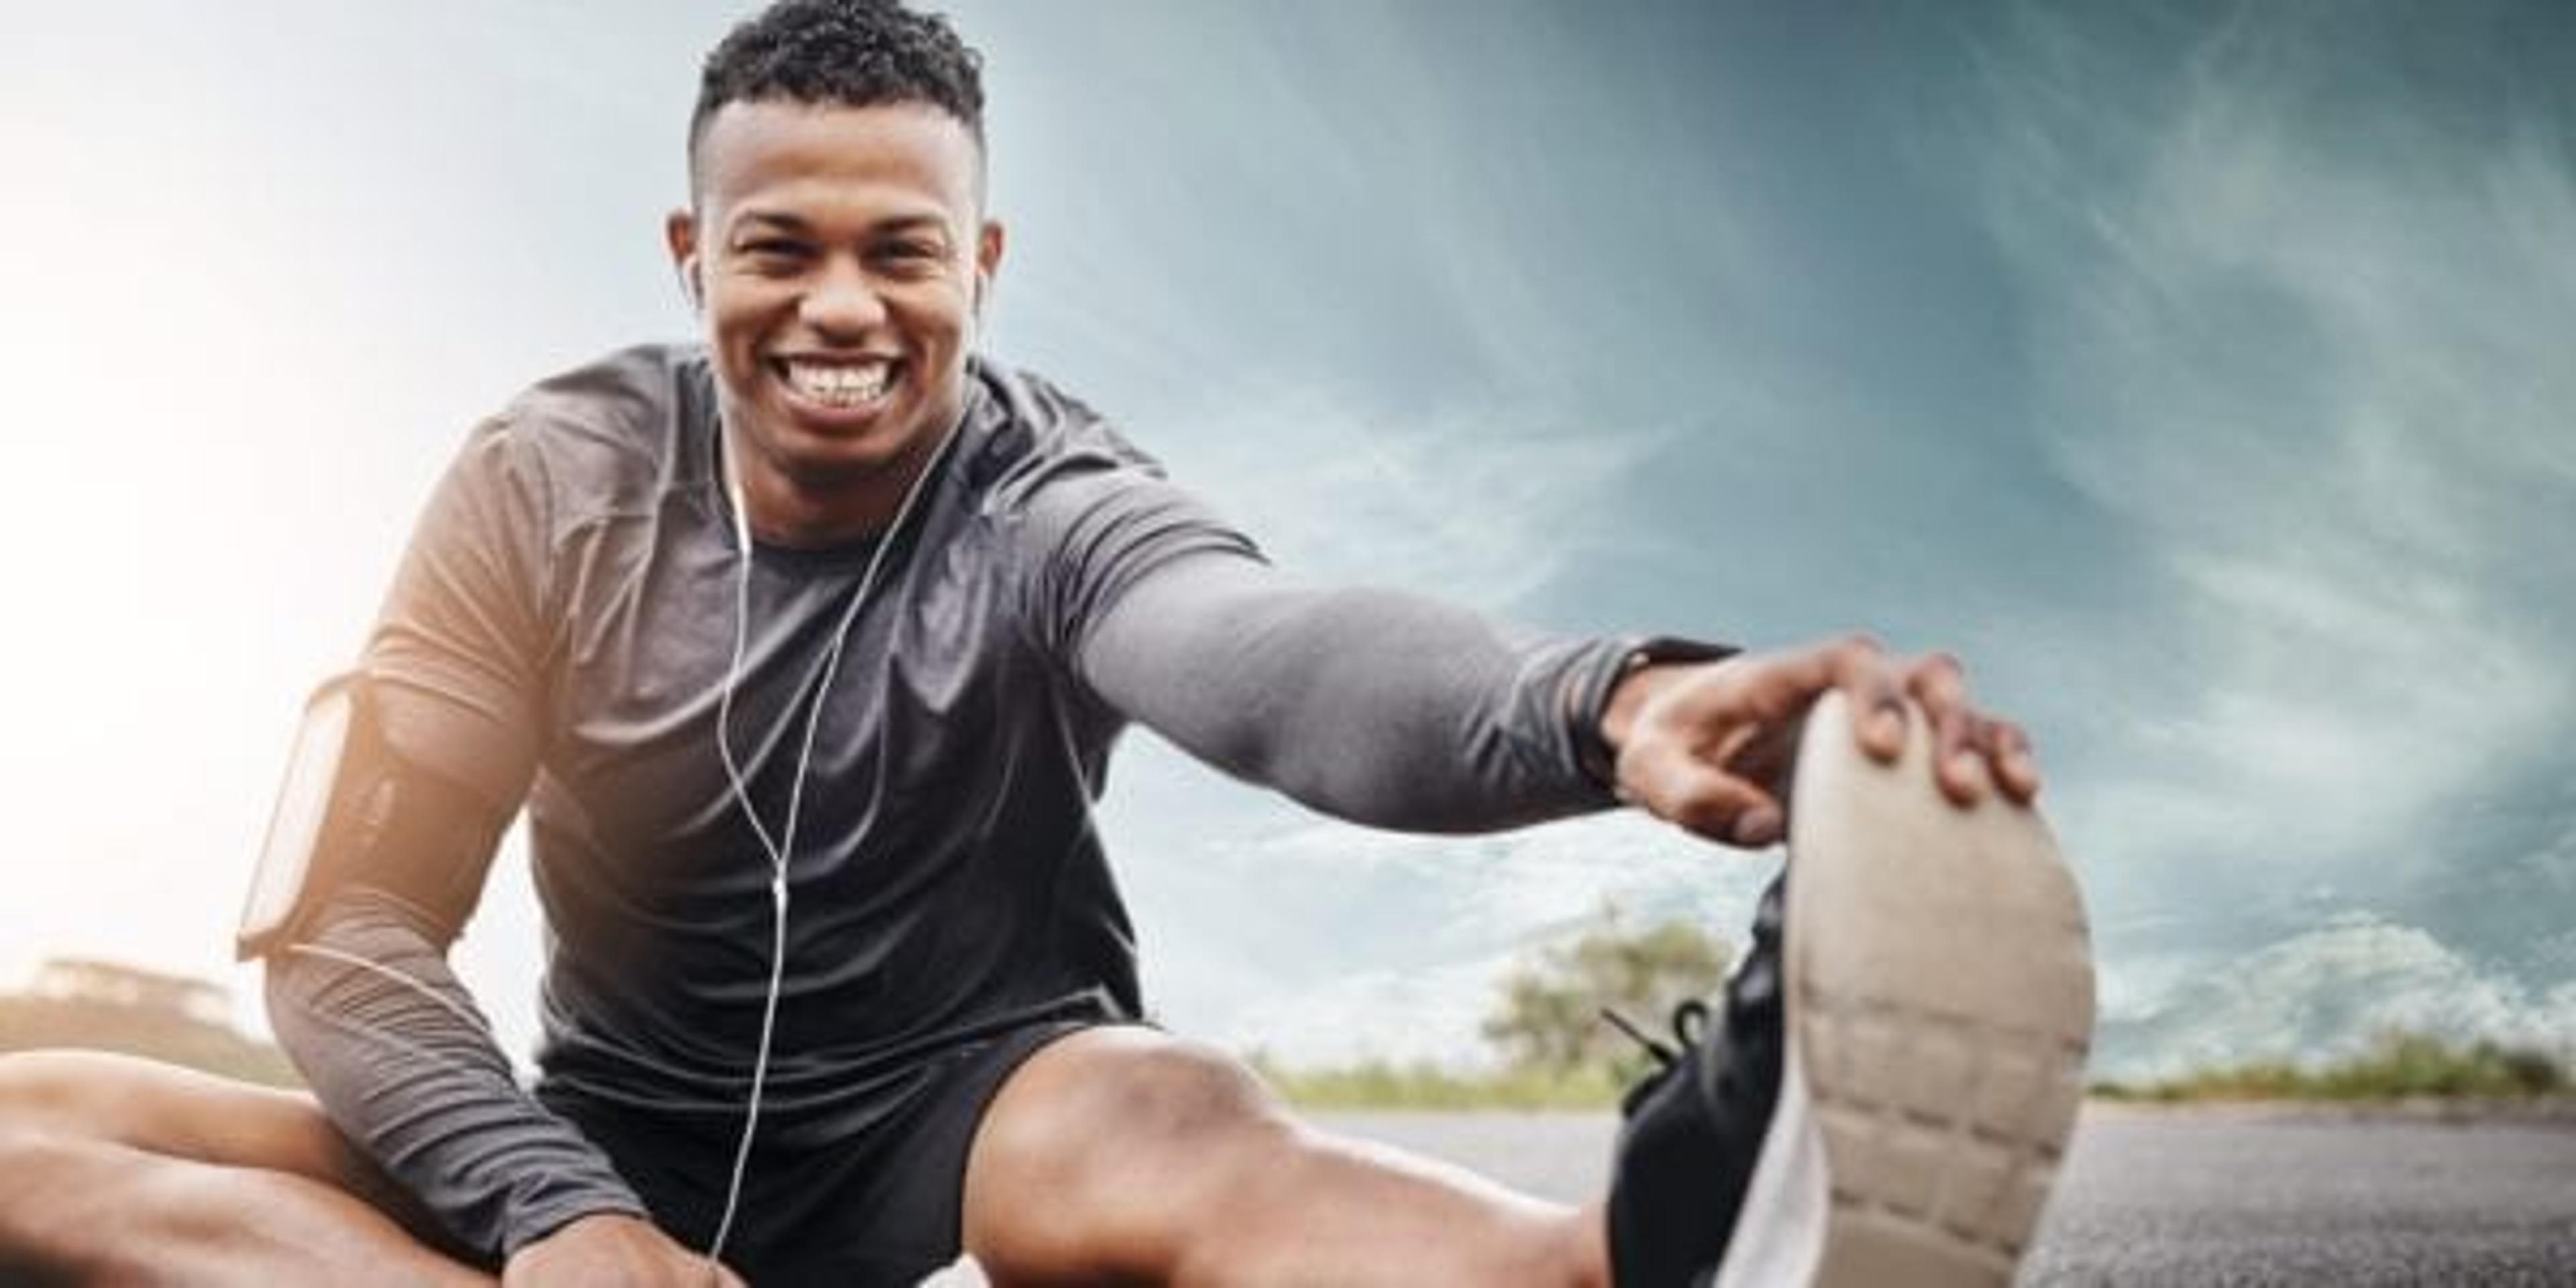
[1,1,2568,1080]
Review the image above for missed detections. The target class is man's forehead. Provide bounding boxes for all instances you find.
[694,98,985,213]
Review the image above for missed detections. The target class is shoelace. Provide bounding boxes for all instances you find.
[1603,997,1712,1070]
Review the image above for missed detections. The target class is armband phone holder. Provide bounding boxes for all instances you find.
[236,676,372,961]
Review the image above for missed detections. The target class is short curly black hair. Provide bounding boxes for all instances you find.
[688,0,986,196]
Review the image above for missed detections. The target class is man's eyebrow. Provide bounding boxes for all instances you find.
[727,210,812,236]
[869,214,955,239]
[724,209,955,239]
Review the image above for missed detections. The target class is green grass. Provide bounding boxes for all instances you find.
[1254,1032,2575,1112]
[2092,1032,2569,1104]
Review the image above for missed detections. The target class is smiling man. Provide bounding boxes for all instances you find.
[0,3,2090,1285]
[685,97,999,543]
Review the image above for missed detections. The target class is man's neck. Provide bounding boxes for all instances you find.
[733,464,916,548]
[720,409,965,549]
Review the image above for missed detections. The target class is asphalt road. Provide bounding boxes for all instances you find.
[1315,1104,2576,1286]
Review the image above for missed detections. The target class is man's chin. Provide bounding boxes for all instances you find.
[722,384,960,491]
[760,419,943,488]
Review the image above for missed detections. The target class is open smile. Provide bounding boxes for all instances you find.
[770,354,902,415]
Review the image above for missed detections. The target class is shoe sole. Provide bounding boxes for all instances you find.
[1780,692,2095,1288]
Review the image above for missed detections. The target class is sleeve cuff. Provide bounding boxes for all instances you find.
[1568,635,1739,791]
[500,1189,655,1260]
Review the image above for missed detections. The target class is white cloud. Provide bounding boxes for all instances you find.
[1143,388,1664,617]
[1206,955,1516,1071]
[2100,914,2576,1080]
[1142,808,1772,1067]
[1976,6,2576,920]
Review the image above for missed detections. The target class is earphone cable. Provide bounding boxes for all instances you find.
[701,416,963,1273]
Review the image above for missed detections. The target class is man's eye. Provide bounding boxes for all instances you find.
[876,240,943,266]
[737,241,811,266]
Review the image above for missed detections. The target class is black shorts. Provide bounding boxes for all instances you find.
[539,1018,1099,1286]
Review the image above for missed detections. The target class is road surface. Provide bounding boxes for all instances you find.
[1316,1103,2576,1285]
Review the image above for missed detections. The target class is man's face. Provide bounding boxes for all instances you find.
[668,100,1001,521]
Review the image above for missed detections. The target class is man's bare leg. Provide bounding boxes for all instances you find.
[0,1050,491,1286]
[962,1028,1609,1288]
[960,699,2094,1288]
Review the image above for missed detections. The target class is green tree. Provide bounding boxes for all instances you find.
[1481,904,1732,1080]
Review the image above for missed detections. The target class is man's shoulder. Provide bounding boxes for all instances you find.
[966,360,1169,511]
[460,342,714,511]
[963,361,1261,587]
[500,342,712,452]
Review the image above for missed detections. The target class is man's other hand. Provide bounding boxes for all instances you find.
[503,1213,745,1287]
[1602,635,2041,847]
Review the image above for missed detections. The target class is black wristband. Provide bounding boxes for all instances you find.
[1572,635,1739,791]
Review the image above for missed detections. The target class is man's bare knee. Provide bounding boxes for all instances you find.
[4,1051,237,1143]
[966,1030,1300,1278]
[990,1031,1287,1173]
[1092,1037,1285,1146]
[0,1049,364,1191]
[0,1050,137,1139]
[0,1126,488,1287]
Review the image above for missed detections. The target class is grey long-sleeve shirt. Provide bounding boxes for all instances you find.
[266,345,1721,1259]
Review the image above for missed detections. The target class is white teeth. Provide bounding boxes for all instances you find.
[782,360,892,407]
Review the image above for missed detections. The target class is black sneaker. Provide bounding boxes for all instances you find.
[1607,692,2096,1287]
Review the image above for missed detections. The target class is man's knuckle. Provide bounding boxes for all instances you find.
[1907,655,1970,704]
[1831,633,1884,666]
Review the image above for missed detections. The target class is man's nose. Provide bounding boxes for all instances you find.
[800,260,888,337]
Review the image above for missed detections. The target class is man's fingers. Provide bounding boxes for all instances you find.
[1990,718,2041,803]
[1613,637,2045,835]
[1627,635,1904,785]
[1813,635,1905,760]
[1904,653,1990,803]
[1905,651,1971,718]
[1619,744,1783,847]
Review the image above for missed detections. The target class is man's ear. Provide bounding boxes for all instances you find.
[665,209,703,310]
[973,219,1007,316]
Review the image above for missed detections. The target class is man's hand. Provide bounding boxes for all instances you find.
[503,1214,745,1287]
[1603,635,2040,847]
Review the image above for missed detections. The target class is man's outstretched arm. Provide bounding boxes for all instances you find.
[1079,553,2039,842]
[1075,551,1727,831]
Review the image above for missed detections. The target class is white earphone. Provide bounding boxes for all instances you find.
[699,410,963,1271]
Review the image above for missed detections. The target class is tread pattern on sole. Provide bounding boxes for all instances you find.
[1805,991,2087,1255]
[1784,692,2097,1288]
